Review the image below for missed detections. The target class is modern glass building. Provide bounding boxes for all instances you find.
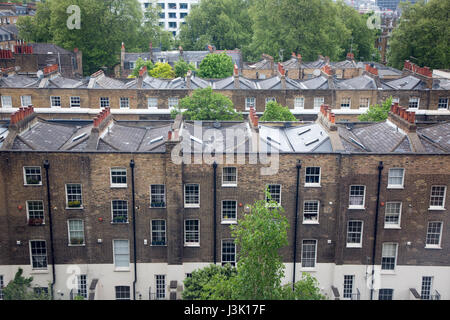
[376,0,418,11]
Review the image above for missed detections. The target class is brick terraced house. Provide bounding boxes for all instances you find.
[0,103,448,300]
[0,60,448,123]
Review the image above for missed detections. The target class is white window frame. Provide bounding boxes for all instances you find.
[0,275,4,300]
[222,167,237,187]
[50,96,61,108]
[294,97,305,110]
[437,97,448,110]
[65,183,83,209]
[67,219,85,246]
[305,166,321,187]
[21,95,32,107]
[113,239,130,271]
[151,219,167,246]
[343,275,355,299]
[100,97,110,108]
[384,202,402,229]
[346,220,363,248]
[359,97,370,109]
[70,96,81,108]
[77,274,87,298]
[378,288,394,300]
[168,97,178,109]
[245,97,256,110]
[1,95,12,108]
[408,97,419,110]
[420,276,433,300]
[23,166,42,186]
[110,167,127,188]
[184,219,200,247]
[184,183,200,208]
[148,97,158,109]
[26,200,45,224]
[155,275,166,300]
[314,97,324,109]
[381,242,398,272]
[387,168,405,189]
[119,97,130,109]
[301,239,317,270]
[425,221,443,249]
[221,200,238,224]
[265,184,282,206]
[303,200,320,224]
[111,200,128,224]
[349,185,365,209]
[29,240,47,270]
[340,97,351,109]
[115,286,130,300]
[221,239,236,267]
[150,184,166,208]
[429,185,447,210]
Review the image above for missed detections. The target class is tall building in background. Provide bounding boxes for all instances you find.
[376,0,417,11]
[139,0,200,37]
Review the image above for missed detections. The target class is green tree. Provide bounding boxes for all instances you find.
[182,264,236,300]
[174,58,197,78]
[149,62,175,78]
[16,1,52,43]
[171,87,243,121]
[198,52,234,78]
[387,0,449,70]
[260,101,297,122]
[130,57,154,77]
[3,268,51,300]
[229,190,289,299]
[178,0,252,51]
[358,97,393,122]
[280,273,327,300]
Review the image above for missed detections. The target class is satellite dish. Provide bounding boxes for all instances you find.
[313,69,321,77]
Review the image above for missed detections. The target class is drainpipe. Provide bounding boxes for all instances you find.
[130,160,137,300]
[43,160,56,300]
[292,160,301,288]
[370,161,383,300]
[213,162,217,264]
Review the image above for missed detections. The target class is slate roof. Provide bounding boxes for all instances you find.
[30,43,74,55]
[334,75,377,90]
[0,74,40,88]
[381,75,427,90]
[417,122,450,152]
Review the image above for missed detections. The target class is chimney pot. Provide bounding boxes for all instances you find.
[168,131,172,140]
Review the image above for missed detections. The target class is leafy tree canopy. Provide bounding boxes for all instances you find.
[260,101,297,122]
[174,58,197,78]
[387,0,449,70]
[198,52,234,79]
[171,87,243,121]
[17,0,173,75]
[130,57,154,77]
[149,62,175,79]
[358,96,393,122]
[3,268,51,300]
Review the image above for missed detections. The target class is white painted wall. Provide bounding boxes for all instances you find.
[1,263,448,300]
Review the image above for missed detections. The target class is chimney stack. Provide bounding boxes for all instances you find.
[403,60,433,88]
[120,42,125,75]
[277,62,286,89]
[346,52,355,61]
[318,104,337,131]
[186,69,192,89]
[388,102,416,131]
[233,64,239,89]
[137,65,147,88]
[179,45,183,56]
[93,107,112,128]
[248,107,259,129]
[207,45,214,53]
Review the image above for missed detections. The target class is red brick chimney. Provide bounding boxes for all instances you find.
[93,107,111,128]
[317,104,337,131]
[403,60,433,88]
[233,64,239,89]
[207,45,214,53]
[277,62,286,89]
[388,102,416,131]
[248,107,259,129]
[10,105,35,125]
[346,52,355,61]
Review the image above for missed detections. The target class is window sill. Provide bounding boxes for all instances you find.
[300,268,317,272]
[110,185,128,189]
[425,245,442,250]
[428,207,446,211]
[150,244,167,247]
[304,184,321,188]
[68,244,85,247]
[111,222,129,225]
[24,183,43,187]
[303,220,319,225]
[30,269,49,274]
[114,268,130,272]
[221,184,237,188]
[346,244,362,248]
[184,244,200,248]
[150,205,167,209]
[387,185,404,190]
[348,206,365,210]
[380,270,396,275]
[66,207,84,210]
[384,225,401,229]
[184,205,200,209]
[221,220,237,225]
